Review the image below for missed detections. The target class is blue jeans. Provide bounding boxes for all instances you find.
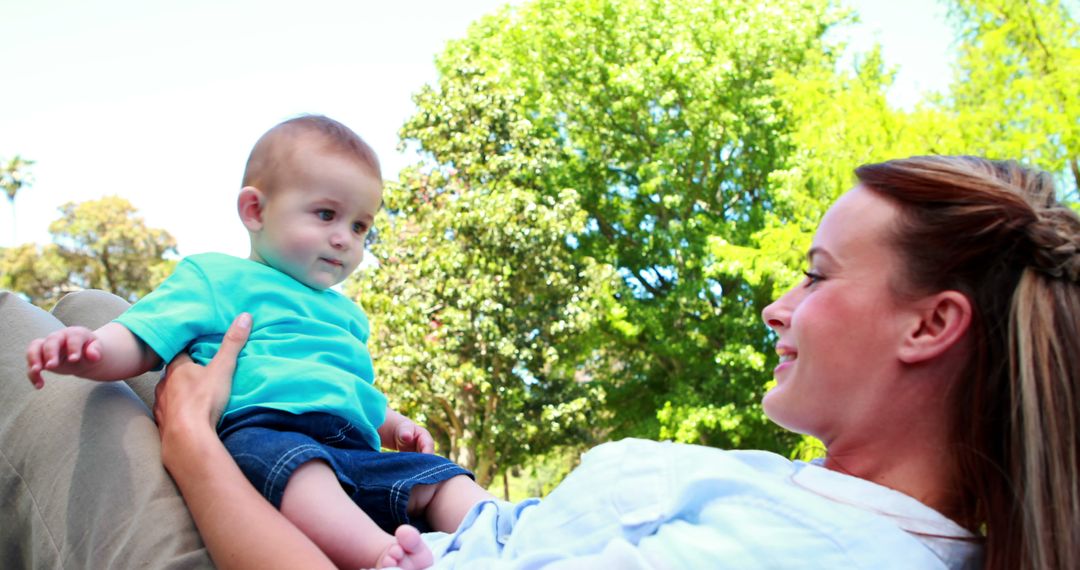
[219,408,473,532]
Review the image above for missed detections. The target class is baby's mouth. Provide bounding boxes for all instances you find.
[320,257,343,267]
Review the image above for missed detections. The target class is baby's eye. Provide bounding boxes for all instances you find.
[352,221,367,234]
[316,209,335,221]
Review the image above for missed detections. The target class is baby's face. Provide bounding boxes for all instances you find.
[251,148,382,290]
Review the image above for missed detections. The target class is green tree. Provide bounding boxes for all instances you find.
[0,196,177,307]
[0,243,70,307]
[398,0,890,454]
[946,0,1080,196]
[1,155,35,245]
[353,164,620,487]
[371,0,1077,477]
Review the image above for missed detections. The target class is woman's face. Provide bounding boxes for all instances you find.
[760,185,919,443]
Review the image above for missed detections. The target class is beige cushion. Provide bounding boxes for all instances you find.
[0,290,213,569]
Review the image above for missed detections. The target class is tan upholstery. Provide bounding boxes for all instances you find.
[0,290,213,569]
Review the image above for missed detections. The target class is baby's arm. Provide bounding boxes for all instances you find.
[378,408,435,453]
[26,322,162,389]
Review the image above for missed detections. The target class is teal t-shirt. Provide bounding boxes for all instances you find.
[116,252,387,449]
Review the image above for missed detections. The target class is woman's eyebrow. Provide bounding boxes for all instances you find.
[806,247,837,265]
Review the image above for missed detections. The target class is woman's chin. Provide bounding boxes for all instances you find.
[762,388,808,434]
[761,388,783,423]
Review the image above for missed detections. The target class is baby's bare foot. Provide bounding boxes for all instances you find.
[376,525,433,570]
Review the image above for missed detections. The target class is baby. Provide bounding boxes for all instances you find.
[26,115,491,569]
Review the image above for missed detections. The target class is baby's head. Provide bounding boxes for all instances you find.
[238,115,383,290]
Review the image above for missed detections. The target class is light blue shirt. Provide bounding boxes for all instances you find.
[116,253,387,449]
[418,439,981,569]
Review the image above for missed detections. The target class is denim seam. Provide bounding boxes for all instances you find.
[388,462,462,525]
[265,443,324,499]
[323,421,353,445]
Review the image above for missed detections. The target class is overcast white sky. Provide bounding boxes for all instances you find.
[1,0,954,257]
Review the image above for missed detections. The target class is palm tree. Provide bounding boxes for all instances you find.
[1,155,35,245]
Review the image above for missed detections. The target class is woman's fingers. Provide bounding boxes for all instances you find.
[208,313,252,379]
[154,353,195,425]
[155,313,252,429]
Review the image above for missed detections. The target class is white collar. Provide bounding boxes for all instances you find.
[792,460,982,569]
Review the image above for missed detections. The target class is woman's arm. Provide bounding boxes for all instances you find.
[153,313,334,570]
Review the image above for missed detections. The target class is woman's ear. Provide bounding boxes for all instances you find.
[898,290,972,364]
[237,187,266,232]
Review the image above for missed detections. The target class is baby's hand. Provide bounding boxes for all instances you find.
[393,419,435,454]
[26,326,103,389]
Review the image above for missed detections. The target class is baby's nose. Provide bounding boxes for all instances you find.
[330,231,348,249]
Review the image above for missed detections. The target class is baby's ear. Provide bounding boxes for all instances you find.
[237,187,266,231]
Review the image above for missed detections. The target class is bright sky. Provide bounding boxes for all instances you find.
[0,0,954,257]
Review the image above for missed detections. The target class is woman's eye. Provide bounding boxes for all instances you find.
[316,209,335,221]
[802,270,824,287]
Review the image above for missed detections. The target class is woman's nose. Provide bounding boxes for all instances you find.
[761,294,791,330]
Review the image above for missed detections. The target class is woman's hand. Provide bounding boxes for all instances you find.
[154,313,250,462]
[149,313,334,570]
[154,312,250,429]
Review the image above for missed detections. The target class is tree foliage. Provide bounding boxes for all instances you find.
[1,155,34,204]
[374,0,1079,469]
[3,0,1068,491]
[945,0,1080,196]
[371,0,895,458]
[0,243,70,306]
[1,155,35,244]
[353,168,619,487]
[0,196,177,307]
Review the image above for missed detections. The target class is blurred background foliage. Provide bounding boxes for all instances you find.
[1,196,176,307]
[2,0,1077,496]
[360,0,1079,491]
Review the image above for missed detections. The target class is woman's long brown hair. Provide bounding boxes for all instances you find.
[855,156,1080,570]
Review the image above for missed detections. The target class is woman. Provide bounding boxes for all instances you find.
[155,155,1079,569]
